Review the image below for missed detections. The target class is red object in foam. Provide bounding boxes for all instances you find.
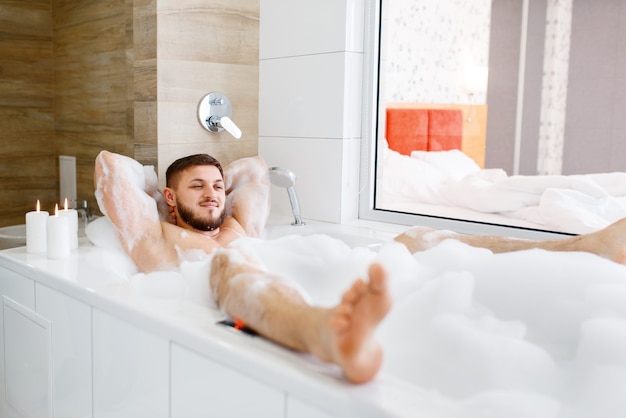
[385,108,429,155]
[427,109,463,151]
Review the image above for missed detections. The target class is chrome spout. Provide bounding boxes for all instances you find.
[72,199,92,229]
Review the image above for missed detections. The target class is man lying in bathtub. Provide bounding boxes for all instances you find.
[95,150,626,384]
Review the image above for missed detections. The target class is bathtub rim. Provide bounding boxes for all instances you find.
[0,234,449,418]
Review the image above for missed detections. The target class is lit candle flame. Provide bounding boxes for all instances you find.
[64,197,68,211]
[55,203,59,216]
[36,199,40,212]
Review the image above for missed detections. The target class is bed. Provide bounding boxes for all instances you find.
[377,146,626,234]
[379,103,626,234]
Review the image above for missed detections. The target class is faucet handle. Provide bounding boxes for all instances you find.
[198,92,242,139]
[219,116,242,139]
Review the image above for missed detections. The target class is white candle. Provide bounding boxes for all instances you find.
[47,204,70,259]
[25,200,49,254]
[59,197,78,250]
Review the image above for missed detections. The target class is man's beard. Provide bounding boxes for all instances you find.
[177,201,226,231]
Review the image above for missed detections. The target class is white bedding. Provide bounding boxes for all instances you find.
[378,147,626,234]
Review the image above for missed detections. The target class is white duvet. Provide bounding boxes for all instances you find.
[380,146,626,234]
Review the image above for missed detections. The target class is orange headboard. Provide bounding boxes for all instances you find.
[385,103,487,167]
[385,108,429,156]
[427,109,462,151]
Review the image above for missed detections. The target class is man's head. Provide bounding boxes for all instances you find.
[164,154,226,232]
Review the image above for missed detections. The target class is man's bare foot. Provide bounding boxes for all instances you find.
[581,217,626,264]
[319,263,392,383]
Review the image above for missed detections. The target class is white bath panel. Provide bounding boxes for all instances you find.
[2,295,53,418]
[287,395,335,418]
[92,308,169,418]
[36,283,92,418]
[0,266,35,309]
[170,343,285,417]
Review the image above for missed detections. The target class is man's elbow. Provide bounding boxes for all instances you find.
[94,150,113,182]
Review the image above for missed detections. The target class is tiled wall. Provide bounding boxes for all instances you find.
[258,0,364,223]
[0,0,56,226]
[0,0,260,227]
[53,0,135,216]
[154,0,260,188]
[0,0,132,227]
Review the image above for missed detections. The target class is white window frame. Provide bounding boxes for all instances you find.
[357,0,572,241]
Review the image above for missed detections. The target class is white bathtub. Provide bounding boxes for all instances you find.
[0,224,26,250]
[4,216,623,418]
[0,216,438,418]
[0,222,89,250]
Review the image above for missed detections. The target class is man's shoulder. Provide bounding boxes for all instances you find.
[222,216,247,236]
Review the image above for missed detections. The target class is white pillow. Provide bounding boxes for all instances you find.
[410,149,481,181]
[381,147,448,198]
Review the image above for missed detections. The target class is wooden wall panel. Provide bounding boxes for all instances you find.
[53,0,133,215]
[133,0,157,167]
[0,0,56,227]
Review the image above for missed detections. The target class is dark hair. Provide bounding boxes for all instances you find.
[165,154,224,188]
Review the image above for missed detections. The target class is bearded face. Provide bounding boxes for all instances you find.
[165,164,227,233]
[176,198,226,231]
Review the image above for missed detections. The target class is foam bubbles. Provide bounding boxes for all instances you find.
[85,216,125,252]
[86,218,626,417]
[377,240,626,417]
[231,234,379,307]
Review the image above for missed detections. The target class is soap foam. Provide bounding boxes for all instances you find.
[85,216,626,417]
[378,239,626,417]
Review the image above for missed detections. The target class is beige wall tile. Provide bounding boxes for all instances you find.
[157,0,259,65]
[157,59,258,145]
[157,140,259,189]
[151,0,259,187]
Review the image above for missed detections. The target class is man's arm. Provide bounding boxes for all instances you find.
[94,151,181,271]
[223,156,271,237]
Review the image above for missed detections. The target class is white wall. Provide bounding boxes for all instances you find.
[259,0,365,223]
[382,0,491,104]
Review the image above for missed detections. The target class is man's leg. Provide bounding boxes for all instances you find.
[393,218,626,264]
[209,250,392,384]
